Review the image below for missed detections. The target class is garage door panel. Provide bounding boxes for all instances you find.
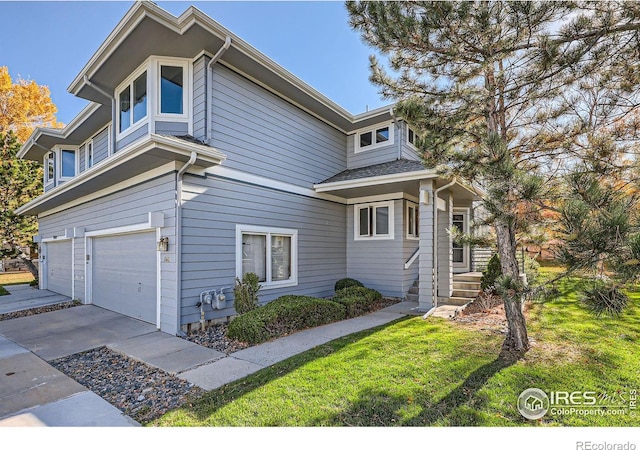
[46,241,72,297]
[92,232,157,324]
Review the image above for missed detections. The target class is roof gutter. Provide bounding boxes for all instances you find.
[206,36,232,143]
[83,75,116,156]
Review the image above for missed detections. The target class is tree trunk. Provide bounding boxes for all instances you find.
[495,222,530,353]
[18,255,39,280]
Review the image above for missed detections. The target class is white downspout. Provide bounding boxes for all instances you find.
[431,178,457,310]
[83,76,116,155]
[175,151,198,336]
[206,36,232,143]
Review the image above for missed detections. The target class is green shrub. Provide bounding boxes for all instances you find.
[580,282,628,317]
[29,279,39,287]
[481,254,502,292]
[334,278,364,292]
[0,286,8,296]
[233,272,262,315]
[332,286,383,318]
[524,255,540,286]
[227,295,347,344]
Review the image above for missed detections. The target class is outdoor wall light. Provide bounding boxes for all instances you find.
[157,237,169,252]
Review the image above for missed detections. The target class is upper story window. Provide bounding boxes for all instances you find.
[355,123,394,153]
[160,65,184,114]
[118,71,147,133]
[354,201,394,240]
[406,201,419,239]
[44,152,55,186]
[407,126,417,149]
[86,140,94,169]
[60,149,76,179]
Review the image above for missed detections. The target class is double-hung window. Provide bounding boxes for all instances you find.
[118,71,147,133]
[355,201,394,240]
[236,225,298,288]
[356,123,394,152]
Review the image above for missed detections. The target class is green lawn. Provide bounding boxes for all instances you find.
[153,269,640,426]
[0,272,34,286]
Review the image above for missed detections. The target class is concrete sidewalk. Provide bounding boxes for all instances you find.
[0,300,420,426]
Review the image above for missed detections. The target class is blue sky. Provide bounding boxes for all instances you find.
[0,0,389,125]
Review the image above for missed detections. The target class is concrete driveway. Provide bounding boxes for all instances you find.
[0,305,224,426]
[0,284,71,315]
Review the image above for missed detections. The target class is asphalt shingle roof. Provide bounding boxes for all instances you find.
[318,158,428,184]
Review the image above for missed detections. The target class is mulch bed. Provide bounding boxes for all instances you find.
[50,347,204,424]
[452,293,509,334]
[0,301,80,321]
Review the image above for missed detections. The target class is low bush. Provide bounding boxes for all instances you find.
[332,286,383,318]
[481,254,502,292]
[334,278,364,292]
[227,295,347,344]
[0,286,8,296]
[233,272,261,315]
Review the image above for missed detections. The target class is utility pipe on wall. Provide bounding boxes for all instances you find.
[206,36,232,143]
[83,76,116,156]
[432,178,457,309]
[175,151,198,335]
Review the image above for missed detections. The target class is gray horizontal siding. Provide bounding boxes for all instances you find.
[93,127,110,163]
[180,173,347,326]
[346,199,406,298]
[400,122,421,162]
[116,123,148,151]
[37,172,178,333]
[210,65,347,187]
[79,144,86,174]
[347,121,402,170]
[155,121,188,135]
[193,55,209,142]
[73,238,85,302]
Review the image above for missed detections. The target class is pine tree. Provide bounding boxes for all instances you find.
[347,1,640,352]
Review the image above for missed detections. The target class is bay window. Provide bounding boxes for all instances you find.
[236,225,298,288]
[118,71,147,133]
[60,149,76,178]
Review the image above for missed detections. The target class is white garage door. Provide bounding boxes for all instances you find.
[91,231,157,324]
[46,241,72,297]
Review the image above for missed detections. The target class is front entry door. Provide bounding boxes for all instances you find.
[452,209,470,272]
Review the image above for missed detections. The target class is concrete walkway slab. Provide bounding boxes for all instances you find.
[0,391,139,427]
[108,332,225,375]
[0,352,86,419]
[178,357,264,391]
[0,285,71,315]
[0,335,29,359]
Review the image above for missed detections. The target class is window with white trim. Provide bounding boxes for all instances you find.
[356,124,394,152]
[44,152,55,186]
[86,140,94,169]
[354,201,394,240]
[60,149,76,179]
[236,225,298,288]
[406,202,419,239]
[407,126,417,149]
[118,70,147,133]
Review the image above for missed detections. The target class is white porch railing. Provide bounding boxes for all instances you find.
[404,248,419,270]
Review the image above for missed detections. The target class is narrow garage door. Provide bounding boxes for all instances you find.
[92,231,157,324]
[46,241,72,297]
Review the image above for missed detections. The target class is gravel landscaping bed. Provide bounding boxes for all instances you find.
[0,300,80,321]
[182,323,250,354]
[50,347,204,424]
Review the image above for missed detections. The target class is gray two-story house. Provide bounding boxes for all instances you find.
[16,2,481,335]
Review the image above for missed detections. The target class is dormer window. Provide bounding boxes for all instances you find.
[355,123,394,153]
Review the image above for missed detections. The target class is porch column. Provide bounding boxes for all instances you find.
[418,179,434,311]
[437,191,453,301]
